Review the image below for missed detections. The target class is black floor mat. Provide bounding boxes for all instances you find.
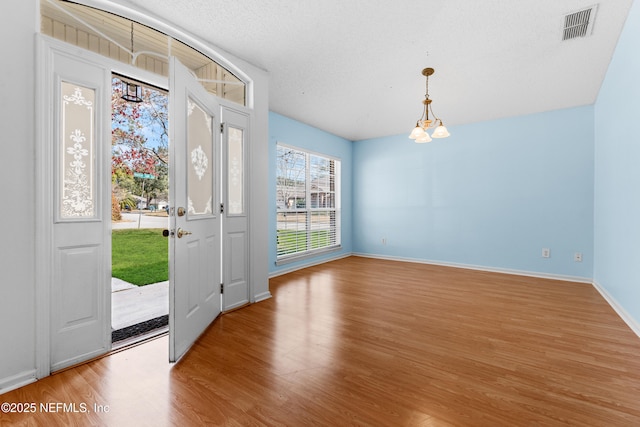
[112,315,168,343]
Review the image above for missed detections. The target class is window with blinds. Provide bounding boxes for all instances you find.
[276,144,341,262]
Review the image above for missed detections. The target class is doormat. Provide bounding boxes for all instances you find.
[112,315,168,343]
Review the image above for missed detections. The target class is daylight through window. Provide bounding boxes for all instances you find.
[276,144,341,261]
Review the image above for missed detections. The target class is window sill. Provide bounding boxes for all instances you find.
[275,245,342,266]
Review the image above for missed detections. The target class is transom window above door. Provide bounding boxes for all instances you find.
[40,0,246,106]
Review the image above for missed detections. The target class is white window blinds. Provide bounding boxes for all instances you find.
[276,144,341,261]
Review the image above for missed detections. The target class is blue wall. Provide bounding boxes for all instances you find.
[270,106,595,279]
[269,112,353,275]
[352,106,594,279]
[267,3,640,329]
[594,0,640,322]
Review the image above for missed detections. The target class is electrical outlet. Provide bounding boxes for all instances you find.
[382,238,386,245]
[574,252,583,262]
[542,248,550,258]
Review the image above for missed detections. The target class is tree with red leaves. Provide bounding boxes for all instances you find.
[112,77,169,211]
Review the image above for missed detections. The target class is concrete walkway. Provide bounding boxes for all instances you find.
[111,278,168,331]
[111,213,169,331]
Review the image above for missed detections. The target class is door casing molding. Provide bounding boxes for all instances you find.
[35,32,256,378]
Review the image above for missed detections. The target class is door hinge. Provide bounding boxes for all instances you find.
[220,283,224,294]
[220,203,224,213]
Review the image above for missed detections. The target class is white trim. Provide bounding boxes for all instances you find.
[270,252,351,278]
[592,280,640,339]
[276,141,342,162]
[276,245,342,266]
[351,252,593,284]
[253,291,273,303]
[35,35,53,380]
[0,370,37,395]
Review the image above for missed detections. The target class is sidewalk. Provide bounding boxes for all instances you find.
[111,212,169,332]
[111,278,169,331]
[112,212,169,230]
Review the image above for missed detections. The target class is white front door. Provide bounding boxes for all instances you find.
[40,40,227,370]
[169,57,222,362]
[41,39,112,371]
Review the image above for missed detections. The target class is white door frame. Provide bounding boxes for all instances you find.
[36,33,255,378]
[36,35,114,375]
[34,36,165,376]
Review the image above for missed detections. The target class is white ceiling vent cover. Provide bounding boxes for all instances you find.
[563,5,598,40]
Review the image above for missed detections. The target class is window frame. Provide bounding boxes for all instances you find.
[40,0,247,106]
[276,143,341,265]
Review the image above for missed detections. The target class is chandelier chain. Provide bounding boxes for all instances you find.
[425,73,430,100]
[130,22,134,56]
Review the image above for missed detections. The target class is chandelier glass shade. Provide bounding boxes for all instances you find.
[409,67,450,143]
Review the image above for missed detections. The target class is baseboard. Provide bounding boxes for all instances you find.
[592,280,640,339]
[269,252,352,278]
[253,291,273,303]
[351,252,593,284]
[268,251,640,341]
[0,369,37,395]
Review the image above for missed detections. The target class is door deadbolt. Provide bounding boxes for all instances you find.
[177,207,186,217]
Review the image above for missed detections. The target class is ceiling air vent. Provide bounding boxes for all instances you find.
[563,5,598,40]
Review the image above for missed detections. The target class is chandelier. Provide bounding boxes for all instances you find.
[408,67,450,143]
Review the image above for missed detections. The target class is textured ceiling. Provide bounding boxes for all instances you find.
[119,0,633,141]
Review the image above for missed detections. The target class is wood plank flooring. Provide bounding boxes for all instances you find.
[2,256,640,426]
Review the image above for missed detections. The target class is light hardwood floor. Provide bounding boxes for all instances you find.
[2,256,640,426]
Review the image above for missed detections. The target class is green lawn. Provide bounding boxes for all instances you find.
[112,229,168,286]
[277,229,331,256]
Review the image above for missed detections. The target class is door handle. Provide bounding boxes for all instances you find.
[177,228,192,238]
